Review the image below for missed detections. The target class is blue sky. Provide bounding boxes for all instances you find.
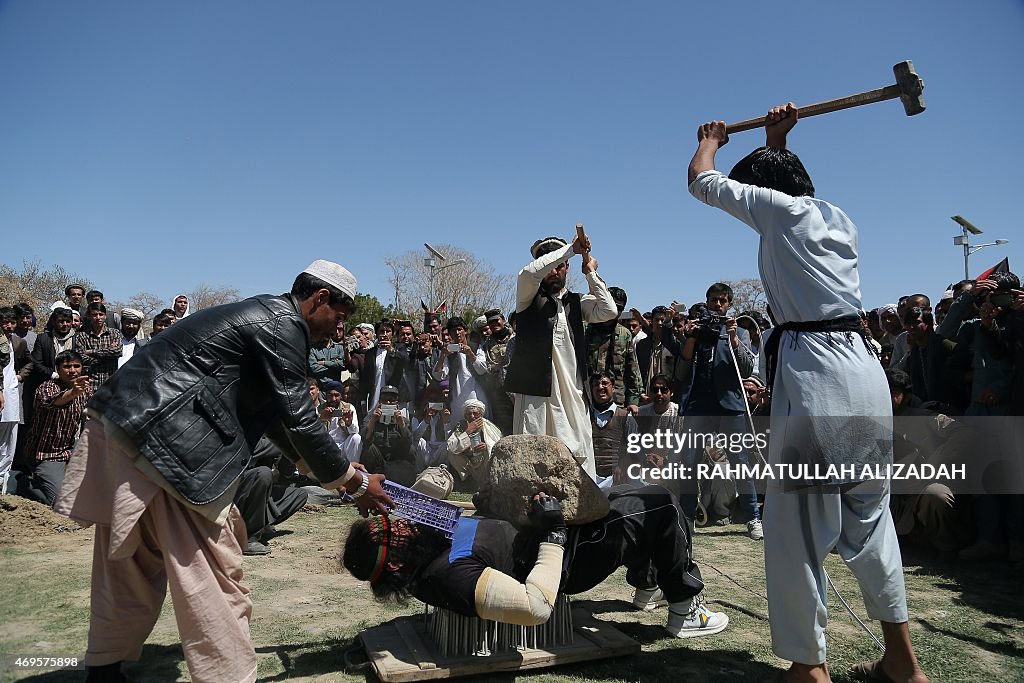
[3,1,1021,315]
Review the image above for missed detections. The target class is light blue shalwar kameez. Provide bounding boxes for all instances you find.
[690,170,907,665]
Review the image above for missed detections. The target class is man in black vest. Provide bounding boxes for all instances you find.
[504,233,618,479]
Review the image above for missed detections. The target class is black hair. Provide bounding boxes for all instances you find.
[988,271,1021,292]
[49,308,73,324]
[589,369,617,385]
[728,146,815,198]
[446,316,466,332]
[651,305,671,318]
[902,307,933,326]
[65,284,85,297]
[952,279,976,297]
[649,373,672,389]
[86,290,104,300]
[706,282,734,301]
[867,309,881,324]
[13,303,34,317]
[607,286,628,311]
[885,368,913,393]
[153,312,174,327]
[54,349,84,366]
[375,318,394,334]
[0,307,16,324]
[85,302,107,315]
[342,519,451,605]
[290,272,356,310]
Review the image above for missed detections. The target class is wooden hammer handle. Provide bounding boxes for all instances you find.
[726,84,901,133]
[575,223,589,256]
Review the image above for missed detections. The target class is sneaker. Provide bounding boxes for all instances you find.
[958,540,1006,561]
[632,587,668,611]
[747,519,764,540]
[243,539,271,556]
[665,596,729,638]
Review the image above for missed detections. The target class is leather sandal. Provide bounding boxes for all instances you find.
[851,660,898,683]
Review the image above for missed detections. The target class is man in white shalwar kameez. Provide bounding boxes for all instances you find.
[687,105,928,683]
[504,234,618,480]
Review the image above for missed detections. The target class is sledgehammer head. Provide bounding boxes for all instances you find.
[894,60,926,116]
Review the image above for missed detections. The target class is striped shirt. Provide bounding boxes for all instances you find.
[74,327,123,390]
[29,379,93,462]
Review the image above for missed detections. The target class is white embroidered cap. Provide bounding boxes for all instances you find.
[302,260,357,300]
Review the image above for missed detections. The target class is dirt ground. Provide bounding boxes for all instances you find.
[0,497,82,545]
[0,496,1021,682]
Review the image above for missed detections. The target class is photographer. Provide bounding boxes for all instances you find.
[361,384,416,485]
[321,380,362,462]
[676,283,762,540]
[412,380,451,470]
[433,316,487,427]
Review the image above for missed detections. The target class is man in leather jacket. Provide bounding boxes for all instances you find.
[55,260,392,683]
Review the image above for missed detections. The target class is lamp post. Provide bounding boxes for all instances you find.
[951,215,1009,280]
[424,243,466,313]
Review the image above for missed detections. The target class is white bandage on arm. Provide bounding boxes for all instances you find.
[473,542,564,626]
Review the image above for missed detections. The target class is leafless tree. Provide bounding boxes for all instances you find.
[187,284,242,312]
[125,292,165,322]
[0,260,94,328]
[384,245,515,324]
[723,278,768,315]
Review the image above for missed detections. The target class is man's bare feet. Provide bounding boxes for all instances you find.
[851,658,929,683]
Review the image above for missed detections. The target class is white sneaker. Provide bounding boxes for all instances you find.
[665,597,729,638]
[631,587,668,611]
[747,519,763,540]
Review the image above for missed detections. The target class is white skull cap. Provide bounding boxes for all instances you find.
[302,260,357,299]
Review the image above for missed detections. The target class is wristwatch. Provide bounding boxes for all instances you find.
[350,472,370,499]
[544,530,568,546]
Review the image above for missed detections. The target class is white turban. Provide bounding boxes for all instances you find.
[463,398,486,414]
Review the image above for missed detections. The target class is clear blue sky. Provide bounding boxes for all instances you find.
[3,1,1021,314]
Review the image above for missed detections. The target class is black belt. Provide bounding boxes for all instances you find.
[764,315,867,391]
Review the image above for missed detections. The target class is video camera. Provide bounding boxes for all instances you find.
[691,305,727,345]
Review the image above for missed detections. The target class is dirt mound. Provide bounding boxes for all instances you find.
[0,495,84,545]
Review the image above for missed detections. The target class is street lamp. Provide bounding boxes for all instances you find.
[423,243,466,312]
[951,215,1009,280]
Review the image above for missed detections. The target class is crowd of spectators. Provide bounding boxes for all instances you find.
[1,271,1022,563]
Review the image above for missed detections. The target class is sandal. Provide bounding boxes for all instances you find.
[851,660,897,683]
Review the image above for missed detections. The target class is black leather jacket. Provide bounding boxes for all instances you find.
[90,294,351,504]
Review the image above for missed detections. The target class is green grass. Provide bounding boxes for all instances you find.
[0,505,1020,682]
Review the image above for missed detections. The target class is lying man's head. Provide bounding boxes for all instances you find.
[342,516,450,603]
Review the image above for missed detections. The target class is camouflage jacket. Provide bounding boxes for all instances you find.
[586,323,642,408]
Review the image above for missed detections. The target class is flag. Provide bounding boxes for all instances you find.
[977,257,1010,281]
[434,301,447,314]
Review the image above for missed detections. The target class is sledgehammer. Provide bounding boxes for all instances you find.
[725,60,925,134]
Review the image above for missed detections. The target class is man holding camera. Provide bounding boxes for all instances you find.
[504,233,619,479]
[361,384,416,486]
[676,283,762,540]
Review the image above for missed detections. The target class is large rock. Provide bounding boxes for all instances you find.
[477,434,609,527]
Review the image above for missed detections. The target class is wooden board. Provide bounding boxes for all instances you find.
[360,608,640,682]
